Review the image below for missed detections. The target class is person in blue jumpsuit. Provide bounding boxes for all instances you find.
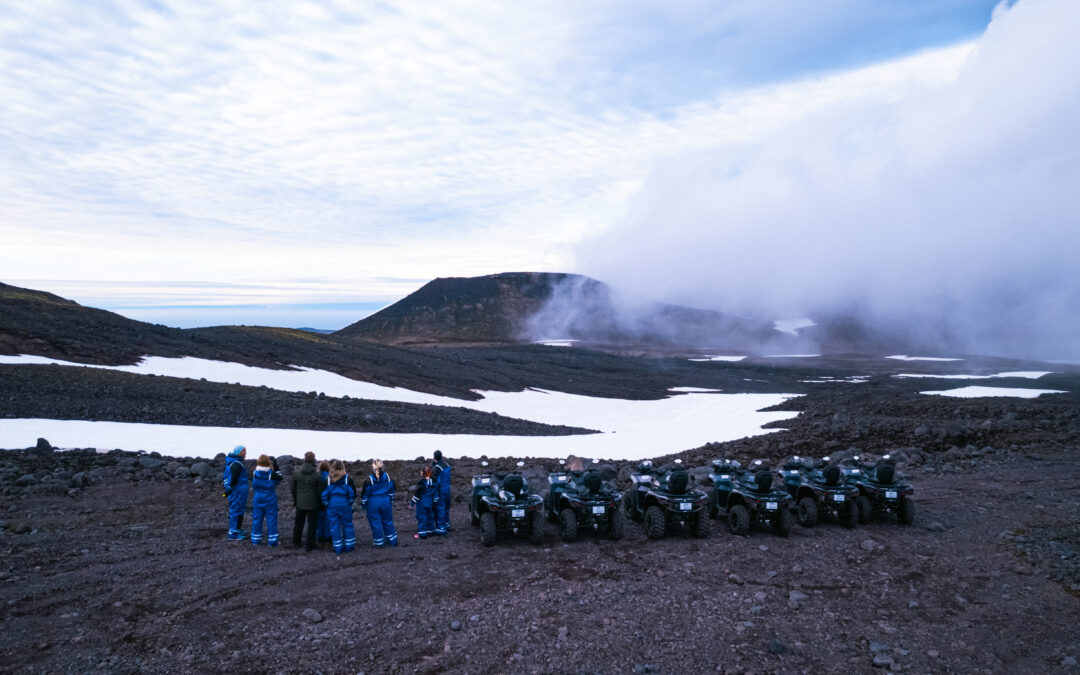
[360,459,397,548]
[250,454,283,547]
[431,450,451,535]
[223,445,249,540]
[410,467,436,539]
[321,459,356,554]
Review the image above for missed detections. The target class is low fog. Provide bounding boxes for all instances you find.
[570,0,1080,362]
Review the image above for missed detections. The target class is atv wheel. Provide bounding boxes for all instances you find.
[797,497,818,527]
[843,499,859,529]
[856,495,872,525]
[479,512,497,547]
[559,507,578,543]
[692,509,711,538]
[728,504,750,536]
[644,505,666,540]
[529,509,545,545]
[773,506,795,537]
[898,497,915,525]
[608,505,625,540]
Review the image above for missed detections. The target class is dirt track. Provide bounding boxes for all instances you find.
[2,445,1078,674]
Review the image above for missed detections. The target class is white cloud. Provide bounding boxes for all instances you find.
[0,1,1000,321]
[576,0,1080,361]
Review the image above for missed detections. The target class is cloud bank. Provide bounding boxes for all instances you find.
[574,0,1080,361]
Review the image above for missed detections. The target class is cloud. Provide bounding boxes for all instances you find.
[0,1,1001,320]
[574,0,1080,361]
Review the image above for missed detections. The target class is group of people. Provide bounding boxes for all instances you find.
[222,446,451,555]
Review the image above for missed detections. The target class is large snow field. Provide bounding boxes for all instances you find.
[0,355,799,461]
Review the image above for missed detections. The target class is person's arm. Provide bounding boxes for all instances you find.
[290,474,298,504]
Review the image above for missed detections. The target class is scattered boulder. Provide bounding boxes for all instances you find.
[301,608,323,623]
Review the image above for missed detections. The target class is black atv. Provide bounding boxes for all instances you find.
[845,454,915,525]
[624,459,710,539]
[545,458,624,542]
[708,459,795,537]
[469,461,545,546]
[780,455,859,529]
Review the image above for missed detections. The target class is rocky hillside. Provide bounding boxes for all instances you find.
[335,272,781,350]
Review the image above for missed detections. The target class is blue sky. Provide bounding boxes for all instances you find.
[1,0,1059,334]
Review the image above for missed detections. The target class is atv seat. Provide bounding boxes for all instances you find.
[874,463,895,484]
[582,473,603,493]
[752,470,773,493]
[822,466,841,486]
[503,474,524,497]
[666,470,689,495]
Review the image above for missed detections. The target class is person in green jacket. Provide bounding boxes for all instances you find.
[291,451,323,552]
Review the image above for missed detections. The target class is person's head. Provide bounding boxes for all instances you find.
[318,460,330,472]
[229,445,246,459]
[372,458,384,476]
[433,449,443,462]
[567,455,583,472]
[330,459,346,481]
[257,454,271,468]
[421,466,432,480]
[304,451,315,464]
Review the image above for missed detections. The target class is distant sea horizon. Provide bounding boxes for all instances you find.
[102,302,391,331]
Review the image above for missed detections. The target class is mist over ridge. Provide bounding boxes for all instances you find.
[568,0,1080,362]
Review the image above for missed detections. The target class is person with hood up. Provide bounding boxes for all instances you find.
[430,450,452,535]
[321,459,357,554]
[223,445,249,540]
[250,455,283,547]
[410,466,436,539]
[360,459,397,548]
[291,451,322,552]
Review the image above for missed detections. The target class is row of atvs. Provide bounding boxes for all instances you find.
[469,455,914,546]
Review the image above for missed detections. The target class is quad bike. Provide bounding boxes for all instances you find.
[545,458,624,542]
[469,461,545,546]
[843,454,915,525]
[624,459,710,539]
[780,455,860,529]
[708,459,795,537]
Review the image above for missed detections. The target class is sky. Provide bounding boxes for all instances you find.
[3,0,1071,354]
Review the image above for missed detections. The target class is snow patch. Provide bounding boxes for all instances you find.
[921,386,1065,399]
[688,355,747,362]
[897,371,1052,380]
[886,355,963,362]
[773,318,816,335]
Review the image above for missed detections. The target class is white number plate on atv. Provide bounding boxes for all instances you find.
[886,491,898,499]
[512,509,525,518]
[679,502,692,511]
[480,478,490,485]
[833,494,845,502]
[765,502,778,510]
[592,506,605,515]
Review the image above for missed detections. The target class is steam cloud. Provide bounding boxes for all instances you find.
[571,0,1080,362]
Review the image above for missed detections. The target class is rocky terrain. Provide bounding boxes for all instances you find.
[2,279,1079,673]
[2,368,1079,674]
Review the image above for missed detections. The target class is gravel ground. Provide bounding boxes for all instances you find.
[1,441,1078,674]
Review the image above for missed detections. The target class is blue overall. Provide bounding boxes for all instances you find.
[321,475,356,554]
[434,459,451,534]
[413,478,436,538]
[250,468,281,546]
[223,456,249,540]
[361,472,397,547]
[316,470,330,542]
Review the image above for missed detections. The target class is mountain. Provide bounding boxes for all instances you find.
[335,272,781,350]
